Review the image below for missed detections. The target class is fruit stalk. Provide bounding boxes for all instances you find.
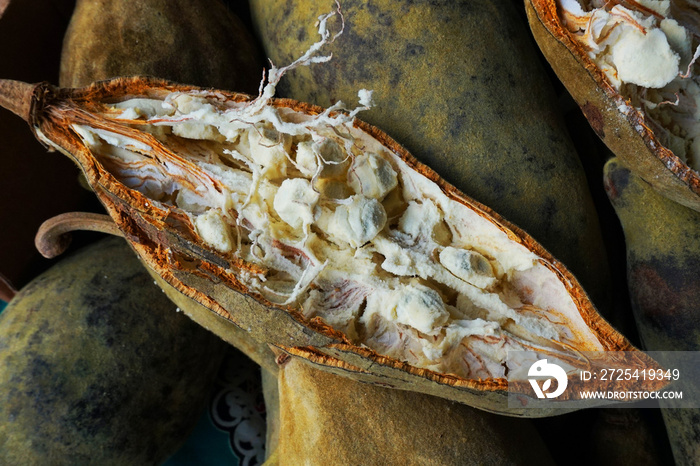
[35,212,123,259]
[0,79,34,122]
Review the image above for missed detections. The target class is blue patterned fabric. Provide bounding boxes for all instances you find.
[164,347,266,465]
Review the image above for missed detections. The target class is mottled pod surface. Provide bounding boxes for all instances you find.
[0,237,226,465]
[249,0,612,315]
[604,159,700,351]
[605,157,700,465]
[526,0,700,212]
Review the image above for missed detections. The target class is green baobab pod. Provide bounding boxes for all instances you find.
[60,0,263,93]
[248,0,612,314]
[604,158,700,358]
[605,158,700,465]
[526,0,700,212]
[0,237,226,465]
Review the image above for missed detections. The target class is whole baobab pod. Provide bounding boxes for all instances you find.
[605,157,700,465]
[264,356,555,464]
[0,237,226,464]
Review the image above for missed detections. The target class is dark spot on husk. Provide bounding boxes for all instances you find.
[74,358,91,377]
[522,145,557,172]
[482,176,507,198]
[389,67,402,87]
[311,22,390,89]
[23,356,68,419]
[604,162,629,202]
[536,198,557,237]
[446,103,479,138]
[366,3,393,26]
[581,102,605,138]
[404,43,424,57]
[67,383,131,437]
[28,319,50,346]
[629,259,700,348]
[507,72,517,88]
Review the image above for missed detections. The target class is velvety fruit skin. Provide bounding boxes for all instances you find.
[60,0,264,93]
[0,237,226,465]
[249,0,611,314]
[264,357,555,465]
[605,158,700,466]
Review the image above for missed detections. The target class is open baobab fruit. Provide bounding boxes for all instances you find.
[0,74,658,416]
[525,0,700,211]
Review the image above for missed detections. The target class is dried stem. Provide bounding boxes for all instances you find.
[0,79,37,122]
[35,212,123,259]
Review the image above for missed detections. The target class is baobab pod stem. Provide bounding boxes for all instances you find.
[0,79,40,123]
[35,212,123,259]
